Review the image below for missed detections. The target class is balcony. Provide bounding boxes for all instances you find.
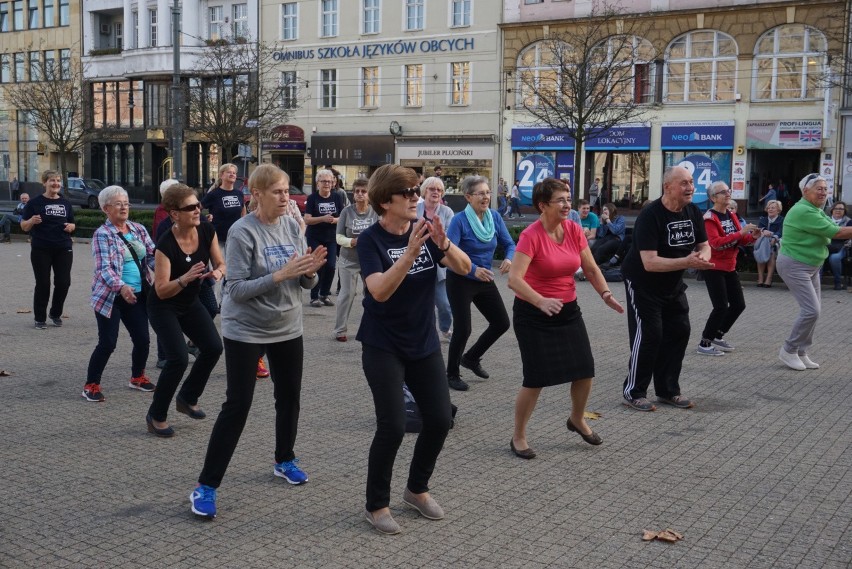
[83,46,207,79]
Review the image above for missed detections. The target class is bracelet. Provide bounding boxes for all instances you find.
[177,277,187,289]
[600,290,612,298]
[440,240,451,252]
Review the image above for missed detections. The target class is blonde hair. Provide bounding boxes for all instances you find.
[214,163,238,188]
[248,163,289,194]
[765,200,783,213]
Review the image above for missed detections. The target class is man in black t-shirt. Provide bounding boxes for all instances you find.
[620,166,714,412]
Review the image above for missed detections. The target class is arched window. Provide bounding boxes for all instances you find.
[665,30,737,102]
[753,24,827,100]
[590,35,656,104]
[515,40,568,108]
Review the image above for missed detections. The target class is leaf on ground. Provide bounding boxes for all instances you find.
[16,309,31,314]
[642,528,683,543]
[642,530,658,541]
[0,370,11,377]
[584,411,602,420]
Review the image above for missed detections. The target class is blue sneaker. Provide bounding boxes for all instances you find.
[189,485,217,518]
[273,458,309,485]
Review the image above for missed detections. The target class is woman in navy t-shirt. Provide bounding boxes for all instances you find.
[356,165,470,535]
[304,169,344,307]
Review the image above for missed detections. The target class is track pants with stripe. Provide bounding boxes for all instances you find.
[622,278,691,401]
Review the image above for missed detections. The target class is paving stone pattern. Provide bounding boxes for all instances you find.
[0,240,850,568]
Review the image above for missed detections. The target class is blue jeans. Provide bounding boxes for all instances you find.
[435,278,452,333]
[86,293,151,384]
[828,248,847,285]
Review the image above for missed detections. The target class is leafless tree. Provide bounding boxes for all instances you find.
[513,2,655,200]
[2,49,87,186]
[185,36,301,162]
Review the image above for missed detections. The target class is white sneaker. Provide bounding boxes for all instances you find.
[779,347,806,371]
[798,354,820,369]
[696,344,725,356]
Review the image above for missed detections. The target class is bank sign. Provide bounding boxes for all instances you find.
[512,125,650,151]
[273,37,475,61]
[511,128,574,150]
[661,121,735,150]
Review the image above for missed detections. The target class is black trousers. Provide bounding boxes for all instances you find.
[147,298,222,422]
[87,293,150,383]
[362,345,452,512]
[591,235,621,265]
[445,271,510,375]
[701,269,746,341]
[30,246,73,323]
[622,279,690,400]
[306,236,337,300]
[198,336,303,489]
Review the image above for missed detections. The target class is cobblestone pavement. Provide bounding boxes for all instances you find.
[1,238,851,569]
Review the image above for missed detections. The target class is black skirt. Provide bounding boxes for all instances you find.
[513,297,595,388]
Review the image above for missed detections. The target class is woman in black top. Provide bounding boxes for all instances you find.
[20,170,76,329]
[304,169,343,307]
[146,184,225,437]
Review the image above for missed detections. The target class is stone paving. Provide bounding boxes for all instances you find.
[0,237,851,568]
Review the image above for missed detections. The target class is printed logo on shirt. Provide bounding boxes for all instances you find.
[318,201,337,216]
[667,220,695,247]
[222,195,242,209]
[351,217,372,235]
[44,203,67,217]
[387,244,435,275]
[264,244,297,273]
[719,217,736,236]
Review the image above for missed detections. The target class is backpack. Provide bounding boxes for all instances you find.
[753,236,773,264]
[403,384,457,433]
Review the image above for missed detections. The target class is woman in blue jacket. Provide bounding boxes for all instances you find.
[590,202,625,265]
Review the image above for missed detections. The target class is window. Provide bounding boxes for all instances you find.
[451,62,470,105]
[0,3,8,32]
[14,53,25,82]
[91,81,142,130]
[59,0,68,26]
[115,21,123,49]
[43,50,55,79]
[146,82,170,127]
[27,0,37,28]
[28,51,39,81]
[405,0,423,31]
[281,2,297,40]
[590,35,657,104]
[233,3,248,39]
[515,41,563,108]
[132,11,138,48]
[361,66,378,107]
[0,55,10,83]
[665,30,737,102]
[208,6,223,40]
[149,9,158,46]
[525,0,544,4]
[451,0,470,27]
[43,0,53,27]
[59,48,70,79]
[320,69,337,109]
[280,71,298,109]
[13,1,23,30]
[405,64,423,106]
[321,0,338,38]
[754,25,827,101]
[363,0,380,35]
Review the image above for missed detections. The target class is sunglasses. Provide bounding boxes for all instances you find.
[176,202,202,212]
[391,187,421,199]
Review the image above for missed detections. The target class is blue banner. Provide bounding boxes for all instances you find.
[515,152,555,204]
[511,129,575,150]
[661,122,735,150]
[584,125,651,151]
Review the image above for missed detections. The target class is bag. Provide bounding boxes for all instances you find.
[116,229,151,296]
[601,267,624,282]
[753,236,772,264]
[403,383,457,433]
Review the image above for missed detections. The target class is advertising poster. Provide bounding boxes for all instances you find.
[666,152,732,210]
[731,158,746,199]
[515,152,555,205]
[821,155,835,193]
[745,120,823,150]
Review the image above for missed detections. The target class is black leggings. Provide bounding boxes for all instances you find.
[198,336,303,489]
[445,271,510,375]
[362,344,452,512]
[30,246,73,323]
[701,269,746,341]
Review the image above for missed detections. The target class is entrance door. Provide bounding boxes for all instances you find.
[748,149,819,213]
[274,153,305,191]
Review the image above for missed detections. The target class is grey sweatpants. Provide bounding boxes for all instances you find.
[776,253,822,355]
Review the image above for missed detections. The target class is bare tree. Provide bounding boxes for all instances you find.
[513,2,655,200]
[185,36,301,163]
[2,49,87,186]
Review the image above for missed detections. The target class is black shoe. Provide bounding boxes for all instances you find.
[510,439,536,459]
[50,317,63,327]
[146,413,175,437]
[176,397,206,419]
[448,374,469,391]
[460,355,489,379]
[186,342,200,358]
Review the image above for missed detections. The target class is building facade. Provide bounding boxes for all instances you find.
[0,0,79,197]
[502,0,845,214]
[259,0,502,194]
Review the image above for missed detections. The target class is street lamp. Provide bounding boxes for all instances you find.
[171,0,183,181]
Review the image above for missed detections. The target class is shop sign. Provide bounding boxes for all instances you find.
[661,121,735,150]
[396,142,494,161]
[262,141,306,151]
[310,135,394,165]
[273,37,475,62]
[269,124,305,142]
[745,120,822,150]
[511,128,574,150]
[584,124,651,151]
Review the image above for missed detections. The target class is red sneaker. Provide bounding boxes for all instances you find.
[256,357,270,379]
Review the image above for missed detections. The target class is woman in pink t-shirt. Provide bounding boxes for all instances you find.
[507,178,624,459]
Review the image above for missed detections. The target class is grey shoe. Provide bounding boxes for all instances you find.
[696,344,725,356]
[658,395,695,409]
[622,397,656,412]
[309,298,323,308]
[402,488,445,520]
[365,509,401,535]
[711,338,734,352]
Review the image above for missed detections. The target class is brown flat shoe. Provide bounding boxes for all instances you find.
[510,439,536,459]
[566,418,602,445]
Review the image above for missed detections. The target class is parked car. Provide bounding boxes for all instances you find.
[64,177,106,208]
[242,182,306,214]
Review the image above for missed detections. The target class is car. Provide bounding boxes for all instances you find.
[64,177,107,208]
[243,182,307,214]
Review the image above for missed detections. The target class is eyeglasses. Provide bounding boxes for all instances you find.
[176,202,202,212]
[353,189,368,194]
[317,179,335,184]
[391,187,421,199]
[833,207,845,212]
[549,198,572,207]
[470,191,492,198]
[110,202,131,209]
[714,189,732,196]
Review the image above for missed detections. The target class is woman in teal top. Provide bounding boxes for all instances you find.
[776,174,852,371]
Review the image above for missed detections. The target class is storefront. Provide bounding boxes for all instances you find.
[745,120,823,211]
[396,137,495,197]
[585,124,651,211]
[309,134,395,190]
[262,125,307,191]
[661,121,735,211]
[510,128,573,205]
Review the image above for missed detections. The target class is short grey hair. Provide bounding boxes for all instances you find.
[315,169,335,182]
[799,173,826,191]
[460,175,490,195]
[159,178,179,197]
[421,176,445,192]
[708,180,728,199]
[98,185,128,209]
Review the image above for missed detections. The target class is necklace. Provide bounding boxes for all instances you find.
[186,254,192,263]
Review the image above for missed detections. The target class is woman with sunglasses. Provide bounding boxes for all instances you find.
[333,177,376,341]
[146,184,225,437]
[357,165,470,534]
[305,169,344,307]
[776,174,852,370]
[826,201,851,290]
[695,182,759,356]
[444,176,515,391]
